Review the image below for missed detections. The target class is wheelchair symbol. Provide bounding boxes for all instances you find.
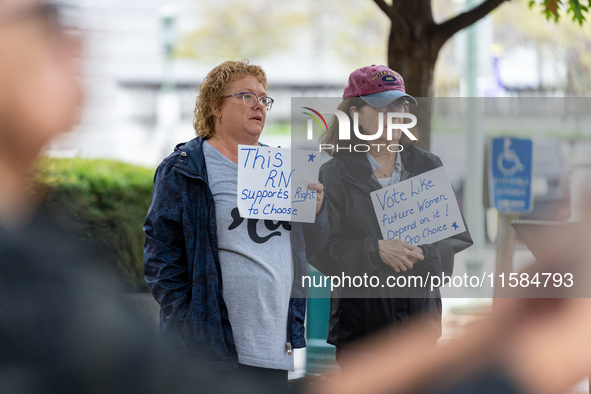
[497,138,524,177]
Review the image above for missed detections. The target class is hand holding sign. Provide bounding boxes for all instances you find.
[308,182,324,215]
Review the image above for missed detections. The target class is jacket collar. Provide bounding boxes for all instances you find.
[334,150,374,183]
[173,137,208,181]
[400,145,435,177]
[172,137,269,182]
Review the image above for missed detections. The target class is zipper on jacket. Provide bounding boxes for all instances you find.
[286,342,292,356]
[286,298,292,355]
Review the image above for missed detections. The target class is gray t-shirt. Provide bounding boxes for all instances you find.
[203,141,294,370]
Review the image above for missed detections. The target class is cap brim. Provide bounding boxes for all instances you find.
[360,90,418,107]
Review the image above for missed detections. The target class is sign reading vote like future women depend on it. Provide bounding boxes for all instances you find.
[370,167,466,246]
[237,145,322,223]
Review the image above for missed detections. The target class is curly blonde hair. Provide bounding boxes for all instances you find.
[193,60,268,138]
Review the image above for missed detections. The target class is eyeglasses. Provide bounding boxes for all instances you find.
[223,92,274,111]
[376,100,410,113]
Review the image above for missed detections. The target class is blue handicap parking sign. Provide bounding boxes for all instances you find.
[489,137,533,214]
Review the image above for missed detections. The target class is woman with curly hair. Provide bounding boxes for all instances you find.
[144,60,325,390]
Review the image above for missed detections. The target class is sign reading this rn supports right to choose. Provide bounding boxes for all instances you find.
[237,145,321,223]
[370,167,466,246]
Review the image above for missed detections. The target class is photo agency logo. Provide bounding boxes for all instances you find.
[302,105,418,153]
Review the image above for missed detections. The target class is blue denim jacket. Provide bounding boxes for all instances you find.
[144,137,327,369]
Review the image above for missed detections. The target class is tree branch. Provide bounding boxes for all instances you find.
[435,0,507,44]
[372,0,395,19]
[372,0,411,35]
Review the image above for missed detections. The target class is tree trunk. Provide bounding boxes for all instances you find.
[387,35,439,98]
[385,1,443,151]
[387,25,441,151]
[377,0,508,151]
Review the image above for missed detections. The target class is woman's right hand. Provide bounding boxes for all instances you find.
[378,239,424,273]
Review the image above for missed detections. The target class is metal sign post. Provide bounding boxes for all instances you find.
[487,137,533,296]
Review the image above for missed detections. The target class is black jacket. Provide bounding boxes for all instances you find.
[0,210,277,393]
[310,145,473,346]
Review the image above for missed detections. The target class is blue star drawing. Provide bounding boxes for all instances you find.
[308,154,316,162]
[451,222,459,230]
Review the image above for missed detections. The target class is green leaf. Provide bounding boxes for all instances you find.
[568,0,588,25]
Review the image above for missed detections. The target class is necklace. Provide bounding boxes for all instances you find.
[374,160,395,178]
[210,136,238,163]
[372,151,398,179]
[375,168,391,178]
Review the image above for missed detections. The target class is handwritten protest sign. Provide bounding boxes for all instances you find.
[237,145,321,223]
[370,167,465,245]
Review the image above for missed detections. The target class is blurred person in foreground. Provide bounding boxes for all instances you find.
[308,203,591,394]
[143,60,326,390]
[309,223,591,394]
[308,65,472,368]
[0,2,276,392]
[7,6,590,392]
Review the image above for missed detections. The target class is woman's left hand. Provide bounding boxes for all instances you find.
[308,182,324,215]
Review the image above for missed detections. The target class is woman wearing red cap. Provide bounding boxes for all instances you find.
[310,65,472,368]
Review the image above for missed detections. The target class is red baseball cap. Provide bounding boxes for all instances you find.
[343,65,417,107]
